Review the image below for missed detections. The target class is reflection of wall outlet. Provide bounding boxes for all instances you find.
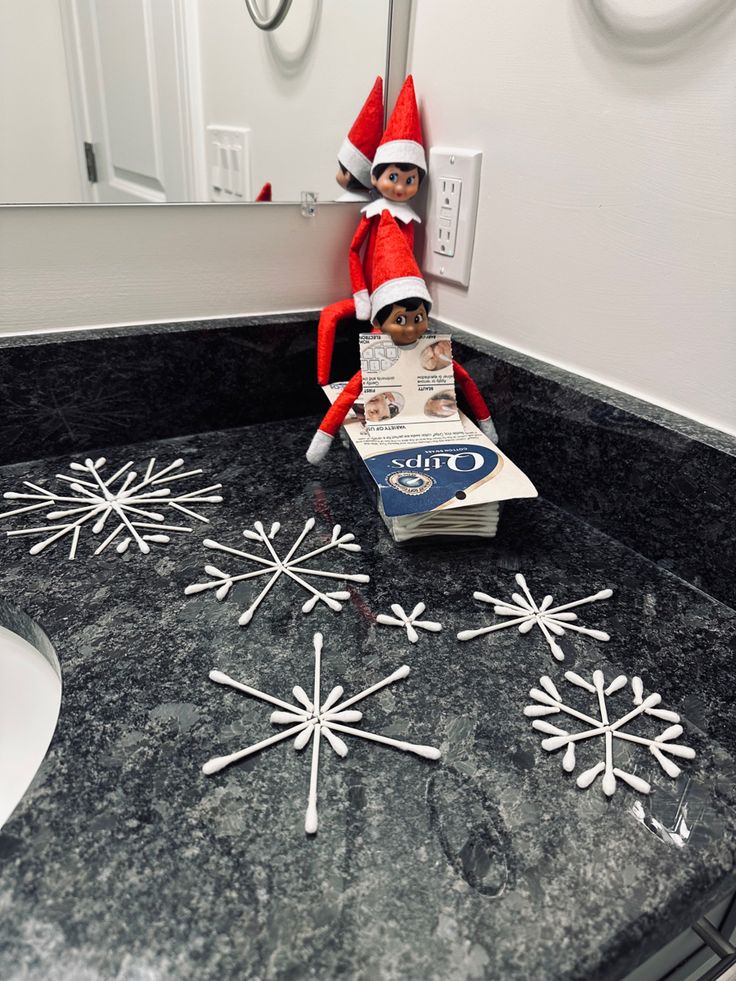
[206,125,251,202]
[424,148,482,287]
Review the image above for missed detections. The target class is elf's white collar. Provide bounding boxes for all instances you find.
[361,198,421,224]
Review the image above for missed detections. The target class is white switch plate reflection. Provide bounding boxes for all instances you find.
[424,147,482,287]
[206,125,251,202]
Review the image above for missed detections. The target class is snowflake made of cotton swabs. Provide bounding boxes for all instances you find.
[202,632,440,834]
[1,456,223,558]
[376,602,443,644]
[525,669,696,796]
[457,573,613,661]
[185,517,369,626]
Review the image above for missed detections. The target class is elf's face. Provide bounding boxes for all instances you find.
[372,166,420,202]
[378,302,429,346]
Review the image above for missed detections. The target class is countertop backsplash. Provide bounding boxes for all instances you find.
[1,314,734,604]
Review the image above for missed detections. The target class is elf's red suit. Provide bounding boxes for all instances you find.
[317,75,426,387]
[308,212,497,465]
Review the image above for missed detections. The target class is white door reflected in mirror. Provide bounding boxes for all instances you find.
[0,0,391,205]
[0,624,61,830]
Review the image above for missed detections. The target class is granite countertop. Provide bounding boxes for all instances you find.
[1,417,735,981]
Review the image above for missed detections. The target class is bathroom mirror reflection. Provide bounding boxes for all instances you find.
[1,0,391,205]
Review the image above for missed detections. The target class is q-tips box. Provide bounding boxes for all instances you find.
[323,333,538,541]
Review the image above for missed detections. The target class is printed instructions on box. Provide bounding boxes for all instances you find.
[321,372,538,515]
[358,333,460,429]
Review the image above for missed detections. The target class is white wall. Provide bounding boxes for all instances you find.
[0,0,80,203]
[410,0,736,435]
[197,0,388,202]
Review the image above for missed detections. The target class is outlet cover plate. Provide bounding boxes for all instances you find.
[424,147,482,287]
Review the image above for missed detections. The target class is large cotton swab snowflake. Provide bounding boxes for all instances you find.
[185,517,369,626]
[202,632,441,834]
[457,572,613,661]
[1,456,223,559]
[525,670,696,796]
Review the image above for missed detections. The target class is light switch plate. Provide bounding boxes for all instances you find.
[206,125,251,202]
[424,147,482,287]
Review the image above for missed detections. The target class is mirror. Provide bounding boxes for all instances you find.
[1,0,391,204]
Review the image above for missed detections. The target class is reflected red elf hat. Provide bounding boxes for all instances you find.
[370,211,432,322]
[372,75,426,176]
[337,76,384,189]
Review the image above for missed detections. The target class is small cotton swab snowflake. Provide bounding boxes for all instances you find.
[457,572,613,661]
[0,456,223,559]
[202,632,441,834]
[376,603,442,644]
[525,670,696,796]
[185,517,369,627]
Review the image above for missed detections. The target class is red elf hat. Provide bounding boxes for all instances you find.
[372,75,426,176]
[370,211,432,322]
[255,182,272,202]
[337,76,384,190]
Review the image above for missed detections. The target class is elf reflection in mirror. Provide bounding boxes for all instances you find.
[335,76,383,203]
[306,212,498,465]
[336,162,367,196]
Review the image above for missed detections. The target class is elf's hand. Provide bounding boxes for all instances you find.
[306,430,333,465]
[478,417,499,445]
[353,290,370,321]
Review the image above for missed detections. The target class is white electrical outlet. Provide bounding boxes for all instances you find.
[434,176,462,257]
[424,147,482,287]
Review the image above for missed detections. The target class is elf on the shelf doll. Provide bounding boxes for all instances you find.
[316,74,426,388]
[307,211,498,465]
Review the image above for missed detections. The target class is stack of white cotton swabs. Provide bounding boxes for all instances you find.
[378,500,500,542]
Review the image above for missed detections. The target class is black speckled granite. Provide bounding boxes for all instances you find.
[0,313,359,467]
[451,329,736,611]
[0,418,735,981]
[1,316,733,612]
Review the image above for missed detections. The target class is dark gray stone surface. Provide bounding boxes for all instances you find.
[451,330,736,610]
[450,329,736,457]
[0,418,734,981]
[0,312,319,350]
[0,314,330,466]
[1,314,733,613]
